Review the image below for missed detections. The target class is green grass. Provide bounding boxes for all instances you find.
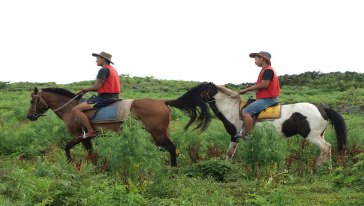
[0,72,363,205]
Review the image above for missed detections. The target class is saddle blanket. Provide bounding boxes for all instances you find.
[239,100,281,120]
[257,105,281,119]
[91,99,134,123]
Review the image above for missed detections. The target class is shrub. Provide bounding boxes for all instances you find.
[145,175,236,205]
[184,159,232,181]
[240,123,289,178]
[0,114,66,158]
[94,118,165,192]
[285,138,316,175]
[333,153,364,190]
[180,158,244,182]
[194,159,233,181]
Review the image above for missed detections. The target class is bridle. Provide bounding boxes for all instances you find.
[30,91,81,118]
[30,91,49,118]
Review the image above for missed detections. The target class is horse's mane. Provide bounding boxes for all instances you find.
[179,82,212,97]
[42,88,80,99]
[165,82,213,131]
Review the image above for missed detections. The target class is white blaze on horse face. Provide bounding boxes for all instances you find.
[226,141,238,161]
[213,91,242,132]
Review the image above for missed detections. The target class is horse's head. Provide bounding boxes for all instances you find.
[27,87,49,121]
[200,82,218,102]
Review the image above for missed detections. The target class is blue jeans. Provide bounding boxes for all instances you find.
[243,98,278,115]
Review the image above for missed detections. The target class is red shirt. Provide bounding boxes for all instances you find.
[256,65,280,99]
[98,65,121,94]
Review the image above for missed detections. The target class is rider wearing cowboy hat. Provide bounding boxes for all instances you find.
[237,51,281,138]
[72,51,121,138]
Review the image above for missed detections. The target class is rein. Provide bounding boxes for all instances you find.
[206,95,240,103]
[53,94,81,112]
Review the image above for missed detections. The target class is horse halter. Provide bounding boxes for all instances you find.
[30,90,81,119]
[30,91,49,118]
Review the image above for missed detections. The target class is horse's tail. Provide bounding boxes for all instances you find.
[324,108,348,153]
[165,92,211,132]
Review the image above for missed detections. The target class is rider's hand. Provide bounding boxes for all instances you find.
[81,88,89,93]
[75,91,84,96]
[76,89,88,96]
[239,89,248,95]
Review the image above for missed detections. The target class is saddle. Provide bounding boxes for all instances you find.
[239,98,281,121]
[84,99,134,123]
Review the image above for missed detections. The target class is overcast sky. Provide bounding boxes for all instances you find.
[1,0,363,85]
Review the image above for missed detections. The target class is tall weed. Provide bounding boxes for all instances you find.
[94,118,165,191]
[240,123,289,178]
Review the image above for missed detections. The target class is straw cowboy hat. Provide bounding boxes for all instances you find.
[92,51,114,64]
[249,51,271,65]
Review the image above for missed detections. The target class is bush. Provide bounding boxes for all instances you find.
[94,118,165,192]
[0,153,150,206]
[145,175,236,205]
[240,123,289,178]
[333,153,364,190]
[0,81,10,89]
[0,114,68,158]
[285,138,317,175]
[182,158,234,181]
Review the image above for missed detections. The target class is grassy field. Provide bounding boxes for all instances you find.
[0,73,363,205]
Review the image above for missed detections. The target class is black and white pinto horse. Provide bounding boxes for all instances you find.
[168,82,347,167]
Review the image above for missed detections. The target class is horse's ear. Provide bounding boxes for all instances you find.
[34,87,38,94]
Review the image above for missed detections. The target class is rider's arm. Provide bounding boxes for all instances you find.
[239,69,273,94]
[79,68,109,94]
[239,80,270,94]
[82,78,105,93]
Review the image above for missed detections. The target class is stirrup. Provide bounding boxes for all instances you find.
[82,127,86,138]
[80,127,99,139]
[234,128,249,141]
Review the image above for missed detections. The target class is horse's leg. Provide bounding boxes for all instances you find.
[226,136,239,161]
[81,138,93,153]
[65,137,83,162]
[81,138,99,164]
[320,130,333,170]
[306,133,332,167]
[131,99,177,166]
[153,132,177,167]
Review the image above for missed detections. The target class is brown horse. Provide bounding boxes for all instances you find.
[27,87,210,166]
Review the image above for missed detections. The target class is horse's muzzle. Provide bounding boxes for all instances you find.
[27,113,46,121]
[27,115,38,121]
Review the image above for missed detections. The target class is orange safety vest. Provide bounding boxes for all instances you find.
[256,65,280,99]
[98,65,121,94]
